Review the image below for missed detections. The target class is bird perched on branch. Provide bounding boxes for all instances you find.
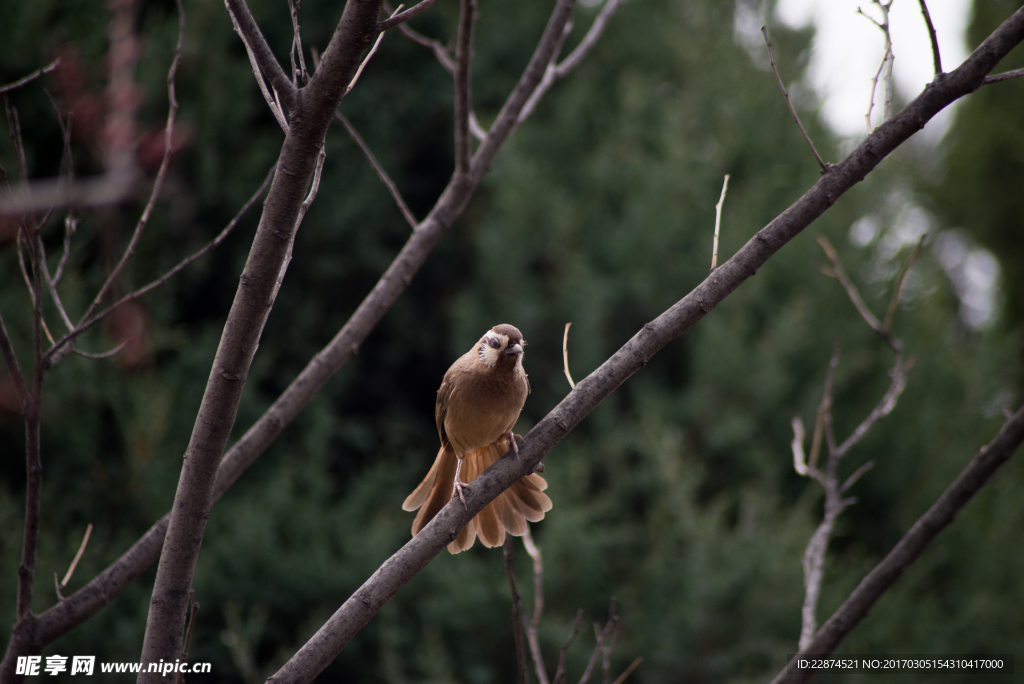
[403,324,552,554]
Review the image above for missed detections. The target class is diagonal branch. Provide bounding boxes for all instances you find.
[982,66,1024,84]
[336,112,418,229]
[773,406,1024,684]
[0,59,61,96]
[377,0,442,31]
[917,0,943,75]
[760,26,829,173]
[223,0,297,111]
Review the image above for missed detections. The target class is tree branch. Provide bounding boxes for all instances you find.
[223,0,297,111]
[0,59,61,96]
[453,0,476,175]
[336,113,417,229]
[917,0,943,75]
[760,26,829,173]
[503,537,528,684]
[136,0,386,675]
[773,406,1024,684]
[377,0,442,31]
[983,66,1024,83]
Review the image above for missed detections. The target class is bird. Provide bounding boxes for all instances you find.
[403,324,552,554]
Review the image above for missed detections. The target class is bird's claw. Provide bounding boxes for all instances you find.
[453,479,471,509]
[505,431,524,458]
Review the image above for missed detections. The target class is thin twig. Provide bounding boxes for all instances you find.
[0,310,29,412]
[882,234,925,330]
[286,0,310,85]
[817,235,893,346]
[60,524,94,588]
[225,0,290,132]
[711,174,729,270]
[563,323,575,389]
[866,44,891,133]
[336,112,418,229]
[553,610,584,684]
[983,67,1024,84]
[523,526,550,684]
[454,0,476,174]
[377,0,442,31]
[859,2,894,124]
[72,340,130,360]
[504,536,529,684]
[0,58,61,95]
[392,16,455,73]
[44,165,275,364]
[760,26,828,173]
[53,0,185,365]
[346,6,400,96]
[609,657,642,684]
[917,0,942,75]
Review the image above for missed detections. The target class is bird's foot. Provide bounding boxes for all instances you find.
[505,431,524,458]
[452,478,472,509]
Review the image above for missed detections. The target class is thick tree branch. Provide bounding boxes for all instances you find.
[453,0,476,175]
[251,9,1024,678]
[773,406,1024,684]
[136,0,386,676]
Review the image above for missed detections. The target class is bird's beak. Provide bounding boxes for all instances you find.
[505,343,523,355]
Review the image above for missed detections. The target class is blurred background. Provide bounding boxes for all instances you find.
[1,0,1022,681]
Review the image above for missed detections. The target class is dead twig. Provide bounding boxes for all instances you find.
[60,524,94,589]
[504,537,529,684]
[983,67,1024,84]
[917,0,943,76]
[0,59,61,95]
[760,26,828,173]
[336,112,417,229]
[563,323,575,389]
[377,0,442,31]
[711,174,729,271]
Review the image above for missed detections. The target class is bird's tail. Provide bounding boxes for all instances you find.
[403,441,552,554]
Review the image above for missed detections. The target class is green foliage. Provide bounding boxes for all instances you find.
[1,0,1022,682]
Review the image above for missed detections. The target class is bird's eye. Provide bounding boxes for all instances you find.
[488,338,501,349]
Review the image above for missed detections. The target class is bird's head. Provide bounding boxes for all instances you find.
[478,324,526,368]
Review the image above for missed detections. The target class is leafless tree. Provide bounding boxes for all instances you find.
[1,1,1024,683]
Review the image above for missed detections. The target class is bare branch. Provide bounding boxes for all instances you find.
[563,322,575,389]
[711,174,729,270]
[393,17,455,73]
[859,2,895,124]
[60,524,93,589]
[835,355,913,458]
[917,0,943,75]
[345,8,396,96]
[223,0,297,111]
[882,234,925,334]
[377,0,442,31]
[49,3,185,366]
[43,165,275,363]
[983,66,1024,83]
[454,0,477,175]
[791,417,808,476]
[0,310,28,413]
[840,460,875,493]
[610,658,642,684]
[817,235,891,344]
[558,0,624,77]
[553,610,584,684]
[865,43,891,133]
[336,114,417,228]
[522,526,549,684]
[286,0,310,85]
[504,537,529,684]
[760,26,829,173]
[0,58,61,95]
[71,340,130,360]
[775,407,1024,684]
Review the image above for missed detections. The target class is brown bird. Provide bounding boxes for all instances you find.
[403,324,552,554]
